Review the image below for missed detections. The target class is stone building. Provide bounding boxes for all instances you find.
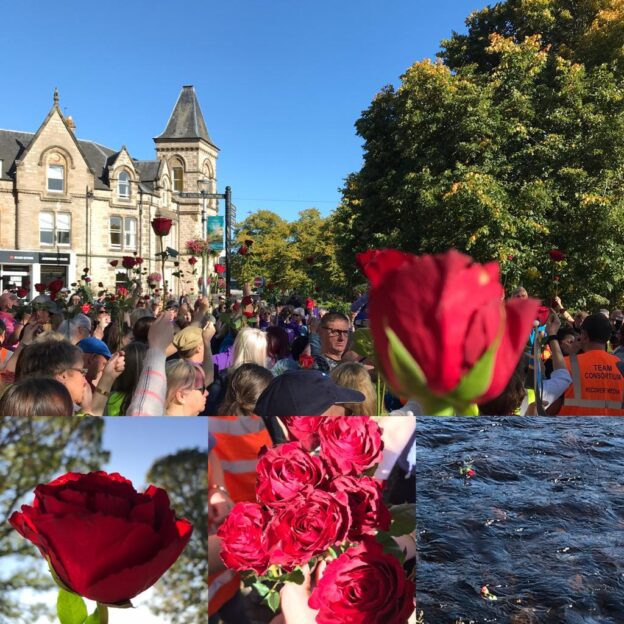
[0,85,219,298]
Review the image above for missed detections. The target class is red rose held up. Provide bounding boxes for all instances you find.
[9,471,192,605]
[358,249,538,411]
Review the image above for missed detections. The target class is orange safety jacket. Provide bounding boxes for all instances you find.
[208,443,240,617]
[558,351,624,415]
[209,415,274,504]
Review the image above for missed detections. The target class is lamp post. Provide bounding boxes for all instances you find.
[197,179,210,297]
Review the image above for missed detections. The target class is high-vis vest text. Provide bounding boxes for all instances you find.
[559,351,624,415]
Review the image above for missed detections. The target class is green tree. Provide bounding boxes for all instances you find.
[0,418,108,624]
[335,1,624,308]
[232,209,350,300]
[146,448,207,624]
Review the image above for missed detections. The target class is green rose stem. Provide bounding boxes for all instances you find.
[158,236,168,302]
[95,604,109,624]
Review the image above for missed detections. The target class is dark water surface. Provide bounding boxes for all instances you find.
[416,418,624,624]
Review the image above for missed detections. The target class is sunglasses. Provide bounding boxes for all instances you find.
[67,367,88,376]
[322,327,350,338]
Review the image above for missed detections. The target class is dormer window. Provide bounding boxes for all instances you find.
[47,164,64,193]
[118,171,130,199]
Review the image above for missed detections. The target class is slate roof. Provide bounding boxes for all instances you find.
[0,129,161,193]
[155,85,217,147]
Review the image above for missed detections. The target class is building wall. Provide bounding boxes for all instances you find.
[1,103,219,298]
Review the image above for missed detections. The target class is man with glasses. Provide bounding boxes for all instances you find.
[311,311,351,373]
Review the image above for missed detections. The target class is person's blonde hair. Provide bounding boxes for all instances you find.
[230,327,268,371]
[165,359,205,407]
[331,362,377,416]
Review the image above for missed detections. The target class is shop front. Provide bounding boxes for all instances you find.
[0,250,74,298]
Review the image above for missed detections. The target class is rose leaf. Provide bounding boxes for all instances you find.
[266,590,281,613]
[388,503,417,537]
[252,581,271,598]
[56,588,87,624]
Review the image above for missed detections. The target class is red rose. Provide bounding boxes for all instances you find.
[81,304,91,314]
[110,260,119,267]
[117,286,129,297]
[238,245,248,255]
[188,256,198,266]
[9,471,192,605]
[309,537,415,624]
[48,278,63,292]
[319,416,383,475]
[134,257,144,265]
[216,502,270,575]
[549,249,565,262]
[243,310,255,318]
[536,305,550,325]
[298,353,315,369]
[265,488,351,570]
[256,442,328,508]
[151,216,173,236]
[280,416,323,451]
[327,475,390,540]
[35,283,46,293]
[17,287,28,298]
[84,277,92,283]
[122,256,136,269]
[214,264,225,274]
[358,249,538,408]
[241,295,253,306]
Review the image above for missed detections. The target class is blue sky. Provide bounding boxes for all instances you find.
[102,417,207,488]
[0,1,486,223]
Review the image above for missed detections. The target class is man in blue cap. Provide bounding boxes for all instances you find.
[77,336,112,387]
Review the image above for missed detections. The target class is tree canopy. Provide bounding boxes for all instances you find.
[334,0,624,308]
[231,208,350,300]
[0,418,107,624]
[146,448,207,624]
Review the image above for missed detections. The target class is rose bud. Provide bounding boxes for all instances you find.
[110,260,119,267]
[548,249,565,262]
[34,283,46,293]
[309,538,415,624]
[238,245,248,255]
[265,488,351,570]
[216,502,270,575]
[327,475,391,539]
[188,256,198,266]
[9,471,192,605]
[151,216,173,236]
[81,304,91,314]
[256,441,328,508]
[122,256,136,269]
[358,249,538,413]
[319,416,384,476]
[214,264,225,274]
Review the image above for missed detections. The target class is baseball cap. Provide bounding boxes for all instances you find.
[77,337,112,359]
[254,369,365,419]
[173,326,203,352]
[165,300,179,311]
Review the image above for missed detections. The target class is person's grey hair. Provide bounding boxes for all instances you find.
[130,308,154,327]
[58,313,92,343]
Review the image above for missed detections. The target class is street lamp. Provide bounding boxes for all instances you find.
[197,178,211,296]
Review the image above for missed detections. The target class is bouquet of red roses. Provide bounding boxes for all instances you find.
[216,416,415,623]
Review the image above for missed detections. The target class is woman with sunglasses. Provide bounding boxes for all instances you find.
[165,359,208,416]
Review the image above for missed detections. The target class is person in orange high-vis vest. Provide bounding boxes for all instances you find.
[208,440,250,624]
[558,313,624,415]
[210,415,273,504]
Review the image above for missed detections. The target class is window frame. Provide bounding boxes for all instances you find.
[172,167,183,192]
[124,217,137,250]
[47,164,65,193]
[118,171,131,199]
[39,211,71,246]
[109,216,123,249]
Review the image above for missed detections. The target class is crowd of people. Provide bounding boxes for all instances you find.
[0,281,622,418]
